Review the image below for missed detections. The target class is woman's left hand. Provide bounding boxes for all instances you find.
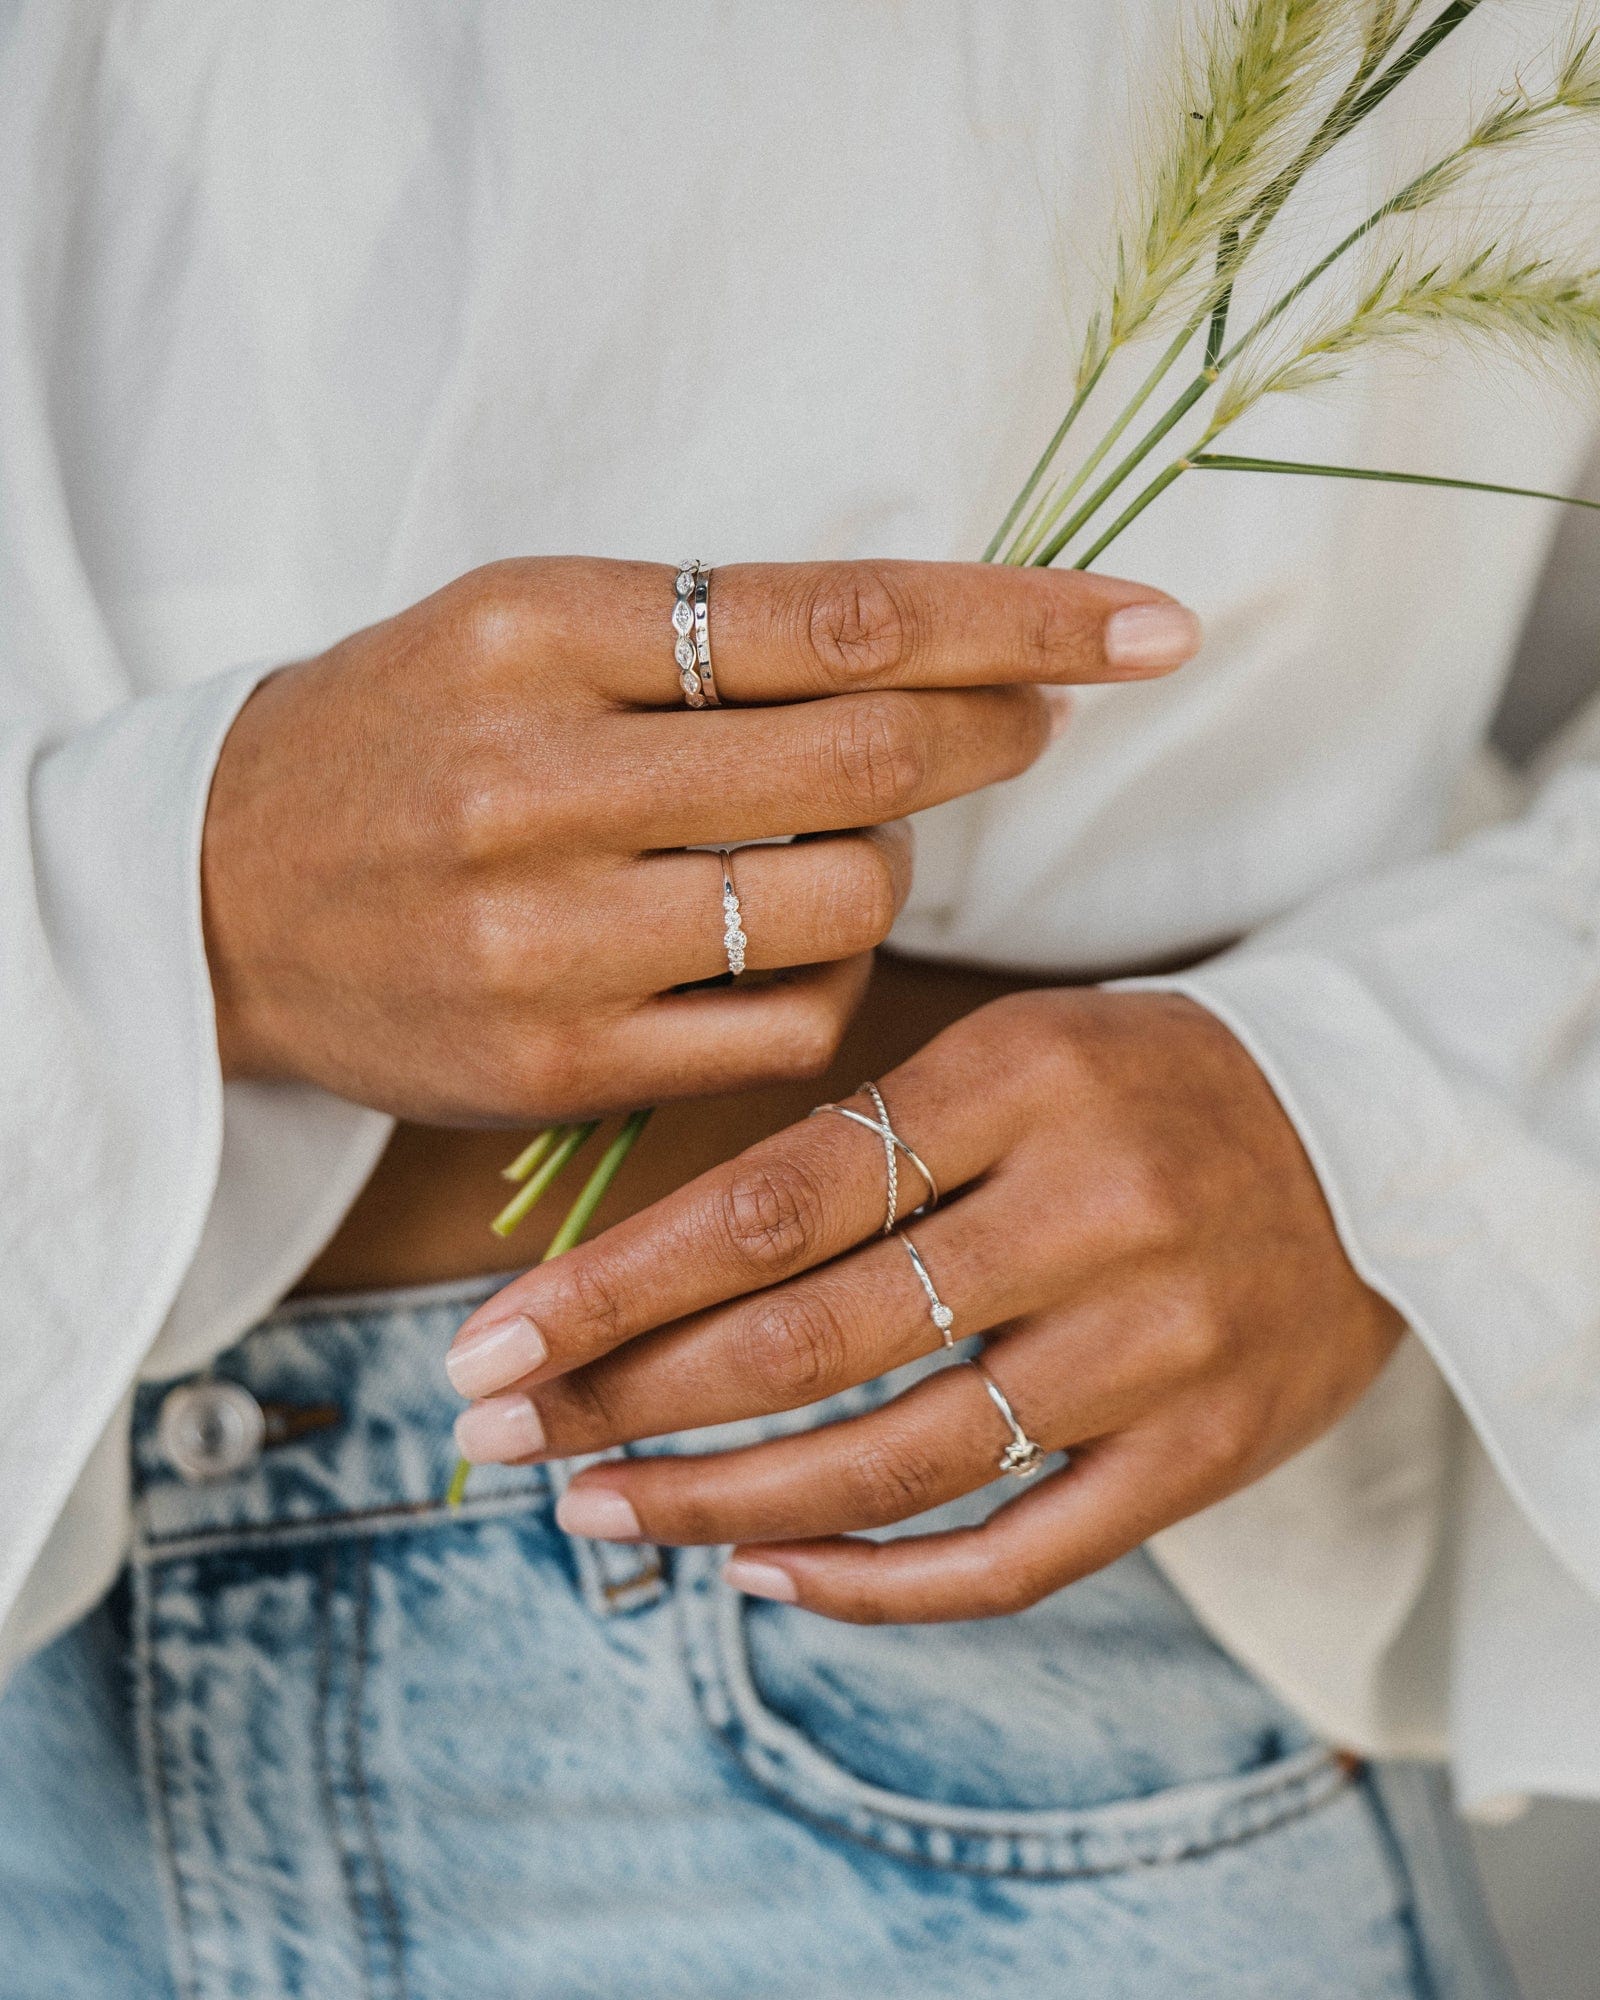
[446,989,1404,1623]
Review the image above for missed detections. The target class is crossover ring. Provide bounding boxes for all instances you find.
[809,1081,939,1235]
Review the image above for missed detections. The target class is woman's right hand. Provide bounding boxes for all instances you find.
[200,556,1200,1123]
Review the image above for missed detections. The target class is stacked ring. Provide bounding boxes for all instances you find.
[673,559,720,707]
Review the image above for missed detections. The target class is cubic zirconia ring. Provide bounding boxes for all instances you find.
[719,849,747,977]
[968,1359,1046,1480]
[674,559,710,707]
[900,1232,956,1349]
[809,1081,939,1235]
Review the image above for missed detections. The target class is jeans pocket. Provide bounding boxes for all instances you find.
[674,1545,1351,1881]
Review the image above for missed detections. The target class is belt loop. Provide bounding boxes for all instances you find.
[546,1451,666,1617]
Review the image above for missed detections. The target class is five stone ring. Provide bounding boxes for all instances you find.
[673,559,721,708]
[967,1359,1047,1480]
[719,849,747,978]
[810,1081,939,1235]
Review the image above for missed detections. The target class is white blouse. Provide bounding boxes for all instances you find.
[3,1,1598,1815]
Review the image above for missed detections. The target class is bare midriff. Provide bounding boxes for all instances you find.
[292,948,1214,1296]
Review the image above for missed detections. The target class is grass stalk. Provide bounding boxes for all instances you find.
[1010,323,1203,562]
[1190,452,1600,513]
[502,1127,560,1184]
[490,1121,597,1238]
[983,355,1110,562]
[542,1110,654,1260]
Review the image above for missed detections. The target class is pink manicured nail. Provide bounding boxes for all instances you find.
[446,1313,548,1398]
[1104,602,1203,673]
[453,1393,544,1463]
[555,1487,642,1542]
[723,1559,799,1603]
[1040,686,1074,742]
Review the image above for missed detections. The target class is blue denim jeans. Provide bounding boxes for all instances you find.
[0,1279,1516,1999]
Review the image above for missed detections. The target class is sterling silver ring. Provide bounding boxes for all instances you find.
[968,1359,1046,1480]
[674,559,720,707]
[809,1081,939,1235]
[899,1231,956,1349]
[719,849,747,977]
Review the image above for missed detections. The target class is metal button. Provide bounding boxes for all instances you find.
[156,1379,267,1484]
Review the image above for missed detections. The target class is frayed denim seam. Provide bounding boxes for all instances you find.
[131,1557,202,2000]
[345,1541,411,2000]
[315,1546,376,2000]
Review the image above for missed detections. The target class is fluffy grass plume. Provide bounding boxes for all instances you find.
[1084,0,1356,382]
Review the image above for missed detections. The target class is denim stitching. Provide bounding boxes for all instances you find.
[135,1484,549,1565]
[345,1541,412,2000]
[675,1551,1353,1880]
[131,1559,204,2000]
[1356,1767,1444,2000]
[314,1545,377,2000]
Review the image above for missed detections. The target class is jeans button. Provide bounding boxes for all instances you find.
[156,1379,267,1483]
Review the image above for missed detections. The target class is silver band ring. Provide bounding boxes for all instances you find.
[720,850,747,978]
[967,1359,1047,1480]
[809,1081,939,1235]
[693,567,721,706]
[899,1232,956,1349]
[674,560,713,707]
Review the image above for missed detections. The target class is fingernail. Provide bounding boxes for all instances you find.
[446,1312,548,1398]
[723,1559,799,1603]
[1104,602,1203,673]
[453,1393,545,1463]
[1040,686,1074,742]
[555,1487,642,1542]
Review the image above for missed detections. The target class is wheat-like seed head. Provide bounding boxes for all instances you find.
[1081,0,1361,385]
[1361,0,1430,71]
[1217,238,1600,425]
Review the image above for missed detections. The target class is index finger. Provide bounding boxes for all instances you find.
[445,1068,1011,1395]
[550,558,1201,707]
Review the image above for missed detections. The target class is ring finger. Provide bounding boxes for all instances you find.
[607,824,914,996]
[549,1320,1087,1548]
[518,1189,1031,1459]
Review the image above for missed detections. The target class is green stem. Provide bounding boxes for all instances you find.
[490,1122,596,1239]
[502,1127,560,1184]
[1190,453,1600,513]
[983,356,1109,563]
[542,1110,655,1259]
[1010,323,1202,563]
[1031,369,1216,567]
[1072,461,1192,570]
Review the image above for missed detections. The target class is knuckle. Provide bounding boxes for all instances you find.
[843,841,902,948]
[1190,1394,1265,1479]
[716,1156,831,1275]
[439,757,524,866]
[843,1428,945,1524]
[1016,580,1091,679]
[972,1568,1043,1619]
[825,692,932,822]
[546,1252,629,1350]
[736,1290,849,1402]
[447,561,541,666]
[781,997,849,1081]
[802,562,918,685]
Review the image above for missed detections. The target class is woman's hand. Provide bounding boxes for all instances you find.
[445,988,1404,1622]
[202,559,1197,1122]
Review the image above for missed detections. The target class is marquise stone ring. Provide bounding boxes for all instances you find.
[967,1359,1047,1480]
[673,559,721,708]
[810,1081,939,1235]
